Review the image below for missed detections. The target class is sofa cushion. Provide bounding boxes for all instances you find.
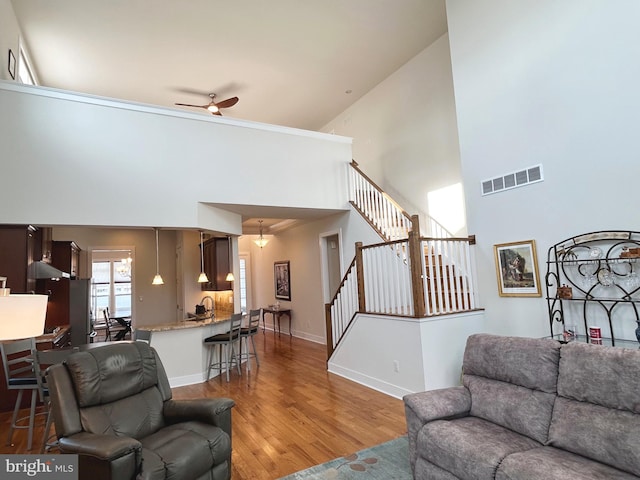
[464,375,556,444]
[463,334,561,393]
[549,342,640,477]
[462,334,561,444]
[557,342,640,413]
[549,397,640,477]
[414,458,461,480]
[417,416,540,480]
[140,421,231,479]
[496,446,639,480]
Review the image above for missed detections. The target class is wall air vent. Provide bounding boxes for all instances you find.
[481,164,543,196]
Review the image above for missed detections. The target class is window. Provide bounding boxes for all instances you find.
[239,257,247,313]
[91,250,133,322]
[17,47,36,85]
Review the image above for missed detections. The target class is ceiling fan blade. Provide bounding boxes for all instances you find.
[214,97,239,109]
[212,111,223,116]
[174,102,207,108]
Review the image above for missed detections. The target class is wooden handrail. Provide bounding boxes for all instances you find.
[328,256,357,306]
[350,160,412,222]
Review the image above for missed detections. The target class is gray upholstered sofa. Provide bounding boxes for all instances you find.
[404,333,640,479]
[46,341,234,480]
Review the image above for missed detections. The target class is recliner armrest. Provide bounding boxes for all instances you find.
[59,432,141,460]
[163,398,235,435]
[58,432,141,480]
[403,386,471,474]
[404,386,471,423]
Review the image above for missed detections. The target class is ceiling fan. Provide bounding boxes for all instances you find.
[174,93,239,116]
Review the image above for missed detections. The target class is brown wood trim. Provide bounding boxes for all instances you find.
[328,256,357,306]
[349,161,412,221]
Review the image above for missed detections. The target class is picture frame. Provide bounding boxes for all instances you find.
[493,239,541,297]
[274,260,291,301]
[8,49,16,80]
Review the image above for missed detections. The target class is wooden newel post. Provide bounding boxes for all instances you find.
[409,215,426,317]
[355,242,366,312]
[325,303,334,360]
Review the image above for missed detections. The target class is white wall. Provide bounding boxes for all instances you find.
[329,311,485,398]
[0,82,352,232]
[0,0,20,82]
[447,0,640,339]
[323,34,466,235]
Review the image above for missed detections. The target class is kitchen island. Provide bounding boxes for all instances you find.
[136,314,234,387]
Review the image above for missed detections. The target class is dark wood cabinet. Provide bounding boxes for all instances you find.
[51,241,80,278]
[201,237,232,291]
[43,242,90,337]
[0,225,40,293]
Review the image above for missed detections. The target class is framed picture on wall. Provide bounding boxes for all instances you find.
[494,239,541,297]
[274,260,291,301]
[8,49,16,80]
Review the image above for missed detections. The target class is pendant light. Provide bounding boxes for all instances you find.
[254,220,269,248]
[152,228,164,285]
[197,231,209,283]
[225,235,235,282]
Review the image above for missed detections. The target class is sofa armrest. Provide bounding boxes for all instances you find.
[403,386,471,473]
[58,432,141,480]
[163,398,235,436]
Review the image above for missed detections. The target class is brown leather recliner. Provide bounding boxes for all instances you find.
[46,341,234,480]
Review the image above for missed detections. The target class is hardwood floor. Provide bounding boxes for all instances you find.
[0,330,407,479]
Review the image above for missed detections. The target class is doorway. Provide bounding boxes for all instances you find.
[319,230,343,303]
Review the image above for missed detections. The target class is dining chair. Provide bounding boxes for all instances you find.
[204,313,243,382]
[0,338,40,450]
[32,346,79,453]
[239,309,261,372]
[133,329,152,343]
[103,307,131,341]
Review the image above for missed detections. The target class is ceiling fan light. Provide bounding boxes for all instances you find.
[207,105,219,113]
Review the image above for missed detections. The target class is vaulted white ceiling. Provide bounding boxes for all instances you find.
[11,0,447,131]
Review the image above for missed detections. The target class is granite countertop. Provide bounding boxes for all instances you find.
[138,314,233,333]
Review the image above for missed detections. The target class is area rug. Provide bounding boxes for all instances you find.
[278,436,411,479]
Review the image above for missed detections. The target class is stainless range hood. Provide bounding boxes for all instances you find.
[28,261,71,280]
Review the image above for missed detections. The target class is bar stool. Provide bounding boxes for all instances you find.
[204,313,243,382]
[239,309,261,371]
[1,338,40,450]
[32,347,79,453]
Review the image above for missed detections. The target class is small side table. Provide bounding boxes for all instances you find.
[262,307,292,336]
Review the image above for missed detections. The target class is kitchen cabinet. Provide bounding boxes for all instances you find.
[0,225,41,293]
[201,237,232,291]
[43,241,91,339]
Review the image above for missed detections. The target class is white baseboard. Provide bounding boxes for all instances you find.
[168,372,206,388]
[327,362,412,400]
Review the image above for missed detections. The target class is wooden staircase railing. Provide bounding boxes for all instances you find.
[349,160,413,242]
[325,214,478,358]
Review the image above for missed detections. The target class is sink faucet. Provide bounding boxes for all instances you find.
[200,296,214,315]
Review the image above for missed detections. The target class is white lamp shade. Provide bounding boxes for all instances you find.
[197,272,209,283]
[152,274,164,285]
[0,294,48,341]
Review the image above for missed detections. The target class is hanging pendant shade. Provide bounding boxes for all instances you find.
[226,236,234,282]
[152,228,164,285]
[254,220,269,248]
[198,231,209,283]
